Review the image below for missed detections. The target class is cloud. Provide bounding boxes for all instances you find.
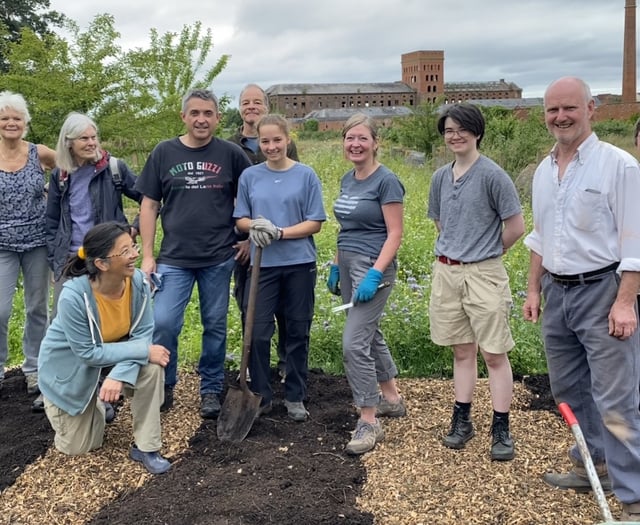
[48,0,634,101]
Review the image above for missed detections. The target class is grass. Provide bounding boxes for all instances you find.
[7,139,546,378]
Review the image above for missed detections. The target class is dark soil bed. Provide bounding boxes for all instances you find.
[1,368,617,525]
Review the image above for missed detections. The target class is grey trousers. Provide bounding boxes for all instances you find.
[44,363,165,455]
[0,247,49,378]
[338,250,398,408]
[541,272,640,503]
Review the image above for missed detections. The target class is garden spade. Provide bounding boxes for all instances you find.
[217,246,263,443]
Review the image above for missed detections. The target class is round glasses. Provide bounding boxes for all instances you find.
[104,244,140,259]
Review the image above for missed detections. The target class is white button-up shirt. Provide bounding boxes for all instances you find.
[524,133,640,275]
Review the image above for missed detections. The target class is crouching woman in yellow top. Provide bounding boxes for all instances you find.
[38,221,172,474]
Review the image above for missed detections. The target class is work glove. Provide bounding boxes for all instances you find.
[249,216,281,248]
[249,228,273,248]
[327,264,340,295]
[353,268,384,304]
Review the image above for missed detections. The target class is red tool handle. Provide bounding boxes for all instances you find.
[558,402,578,427]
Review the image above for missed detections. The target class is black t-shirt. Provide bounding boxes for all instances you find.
[136,137,251,267]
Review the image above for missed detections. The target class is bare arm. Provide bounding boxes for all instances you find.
[139,196,161,276]
[374,202,403,272]
[609,271,640,339]
[36,144,56,171]
[523,250,546,323]
[502,213,525,252]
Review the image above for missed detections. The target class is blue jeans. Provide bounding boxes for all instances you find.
[0,247,49,379]
[541,272,640,503]
[153,256,235,395]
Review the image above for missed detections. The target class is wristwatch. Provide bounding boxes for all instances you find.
[277,227,284,239]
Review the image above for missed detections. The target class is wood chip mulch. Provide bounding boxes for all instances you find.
[0,372,620,525]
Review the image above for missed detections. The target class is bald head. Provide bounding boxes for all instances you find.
[544,77,593,107]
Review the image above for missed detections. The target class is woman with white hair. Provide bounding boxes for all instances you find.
[0,91,56,403]
[46,112,142,317]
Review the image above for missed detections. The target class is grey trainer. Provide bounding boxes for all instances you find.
[377,396,407,418]
[443,406,474,449]
[284,400,308,422]
[345,419,384,455]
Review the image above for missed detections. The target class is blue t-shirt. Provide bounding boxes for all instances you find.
[334,164,405,259]
[69,164,96,252]
[234,162,326,267]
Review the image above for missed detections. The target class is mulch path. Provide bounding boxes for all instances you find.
[0,368,622,525]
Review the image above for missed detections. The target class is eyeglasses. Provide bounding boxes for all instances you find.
[104,244,140,259]
[443,128,471,138]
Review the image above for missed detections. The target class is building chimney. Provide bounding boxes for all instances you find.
[623,0,637,103]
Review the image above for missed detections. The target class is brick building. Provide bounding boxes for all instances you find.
[265,50,523,124]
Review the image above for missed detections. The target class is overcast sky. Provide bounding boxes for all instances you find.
[48,0,632,104]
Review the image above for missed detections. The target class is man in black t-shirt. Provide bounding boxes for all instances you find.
[136,89,251,419]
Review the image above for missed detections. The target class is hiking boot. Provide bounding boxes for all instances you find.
[490,419,515,461]
[377,395,407,418]
[25,373,39,395]
[442,406,474,449]
[129,445,171,475]
[542,453,611,493]
[31,394,44,413]
[200,393,221,419]
[345,419,384,455]
[160,386,174,412]
[621,501,640,521]
[284,400,309,422]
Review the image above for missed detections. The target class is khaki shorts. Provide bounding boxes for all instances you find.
[429,257,515,354]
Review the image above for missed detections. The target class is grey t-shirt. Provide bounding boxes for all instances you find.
[428,155,521,262]
[334,164,405,259]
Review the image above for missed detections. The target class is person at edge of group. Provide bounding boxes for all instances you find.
[38,222,171,475]
[46,112,141,317]
[328,113,406,455]
[136,89,252,419]
[0,91,56,407]
[427,103,525,462]
[523,76,640,522]
[227,83,299,382]
[234,114,326,422]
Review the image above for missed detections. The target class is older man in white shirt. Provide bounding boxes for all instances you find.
[523,76,640,522]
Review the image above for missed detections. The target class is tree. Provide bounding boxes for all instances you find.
[100,21,230,148]
[1,14,123,145]
[390,98,443,157]
[0,0,65,71]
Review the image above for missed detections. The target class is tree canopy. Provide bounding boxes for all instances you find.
[1,13,229,160]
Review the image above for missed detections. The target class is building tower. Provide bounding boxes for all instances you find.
[623,0,637,103]
[401,51,444,104]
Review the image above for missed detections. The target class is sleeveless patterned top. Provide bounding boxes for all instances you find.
[0,143,47,251]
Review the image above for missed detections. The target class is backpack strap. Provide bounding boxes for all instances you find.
[109,156,123,191]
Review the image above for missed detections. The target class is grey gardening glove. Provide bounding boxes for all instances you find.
[250,216,281,248]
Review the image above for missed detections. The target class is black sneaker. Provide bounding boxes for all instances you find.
[442,405,474,449]
[200,393,221,419]
[160,386,174,412]
[490,419,515,461]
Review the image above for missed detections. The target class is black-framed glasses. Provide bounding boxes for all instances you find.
[104,244,140,259]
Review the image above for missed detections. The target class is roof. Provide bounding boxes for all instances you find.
[266,82,415,96]
[302,106,413,121]
[444,79,522,92]
[464,97,543,109]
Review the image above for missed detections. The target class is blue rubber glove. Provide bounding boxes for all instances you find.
[327,264,340,295]
[353,268,384,304]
